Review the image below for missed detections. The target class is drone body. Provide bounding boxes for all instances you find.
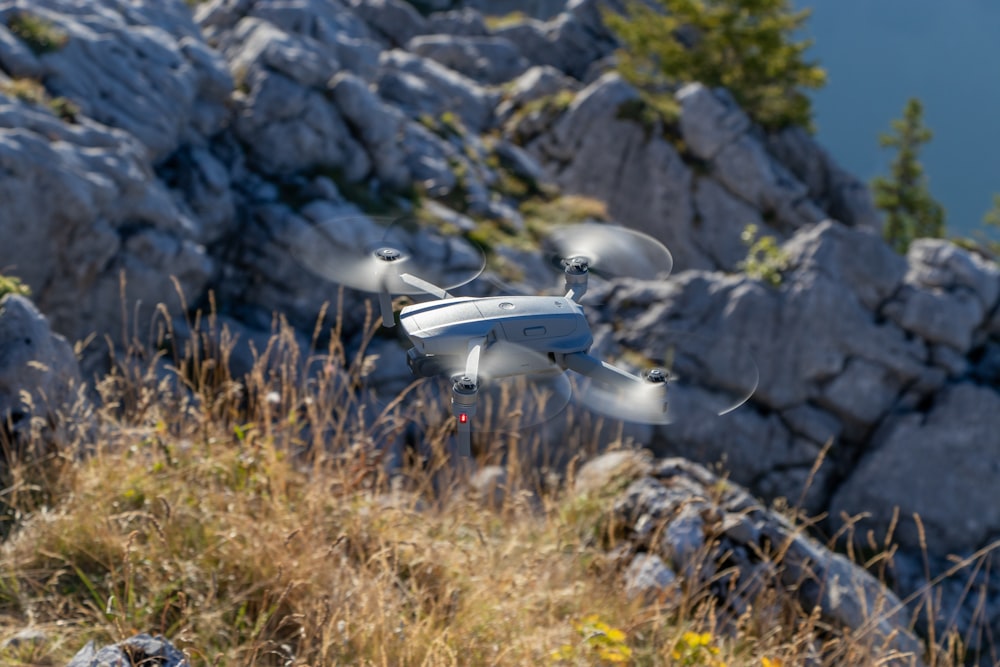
[400,295,593,376]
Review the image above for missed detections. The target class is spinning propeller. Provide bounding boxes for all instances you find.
[544,222,674,299]
[573,330,759,426]
[293,215,486,325]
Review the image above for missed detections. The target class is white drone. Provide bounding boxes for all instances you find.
[298,217,756,456]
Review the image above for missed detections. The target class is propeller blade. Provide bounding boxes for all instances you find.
[292,215,485,295]
[464,342,482,385]
[574,330,759,425]
[543,222,673,281]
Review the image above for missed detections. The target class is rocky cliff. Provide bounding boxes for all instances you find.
[0,0,998,656]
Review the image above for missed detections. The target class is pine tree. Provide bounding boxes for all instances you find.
[605,0,826,129]
[871,98,945,254]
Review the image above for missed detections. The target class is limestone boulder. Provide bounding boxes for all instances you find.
[0,102,213,347]
[587,453,925,664]
[426,8,489,36]
[376,49,498,132]
[1,0,232,162]
[67,634,186,667]
[830,382,1000,555]
[197,0,381,79]
[0,295,83,451]
[407,34,530,84]
[528,73,710,272]
[346,0,428,47]
[765,126,881,232]
[489,0,619,80]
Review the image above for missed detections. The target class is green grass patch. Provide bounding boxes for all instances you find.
[7,12,67,55]
[0,78,79,122]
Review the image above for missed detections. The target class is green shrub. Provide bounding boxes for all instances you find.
[0,78,79,122]
[738,223,790,286]
[871,98,945,254]
[7,12,67,55]
[605,0,825,130]
[0,274,31,299]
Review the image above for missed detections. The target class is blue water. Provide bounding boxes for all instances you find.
[795,1,1000,238]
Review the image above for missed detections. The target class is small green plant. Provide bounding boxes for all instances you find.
[739,223,790,286]
[551,614,633,664]
[0,78,79,122]
[0,273,31,299]
[872,97,945,254]
[7,12,68,55]
[605,0,825,129]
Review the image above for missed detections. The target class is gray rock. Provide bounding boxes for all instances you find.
[67,633,188,667]
[330,72,411,190]
[623,552,677,602]
[780,403,842,446]
[199,0,381,78]
[831,383,1000,555]
[399,120,460,196]
[710,134,825,231]
[691,176,765,270]
[677,83,752,161]
[818,357,900,428]
[907,238,1000,312]
[491,4,617,80]
[598,455,925,663]
[376,49,498,132]
[407,34,530,84]
[238,68,370,177]
[225,17,335,88]
[0,295,83,453]
[765,125,881,231]
[883,285,983,353]
[0,102,212,348]
[464,0,566,19]
[493,138,553,190]
[162,145,236,245]
[23,0,232,161]
[497,65,580,122]
[531,73,711,272]
[0,18,44,79]
[660,504,706,578]
[347,0,429,47]
[573,448,652,497]
[785,221,905,311]
[426,8,489,36]
[2,627,47,649]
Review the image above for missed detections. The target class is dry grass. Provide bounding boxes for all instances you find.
[0,303,985,666]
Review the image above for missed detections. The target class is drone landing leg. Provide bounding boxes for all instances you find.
[378,290,394,328]
[450,340,484,458]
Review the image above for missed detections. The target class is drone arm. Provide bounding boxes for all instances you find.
[400,272,453,300]
[451,340,484,457]
[558,351,643,389]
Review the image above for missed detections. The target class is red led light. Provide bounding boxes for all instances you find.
[459,413,468,424]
